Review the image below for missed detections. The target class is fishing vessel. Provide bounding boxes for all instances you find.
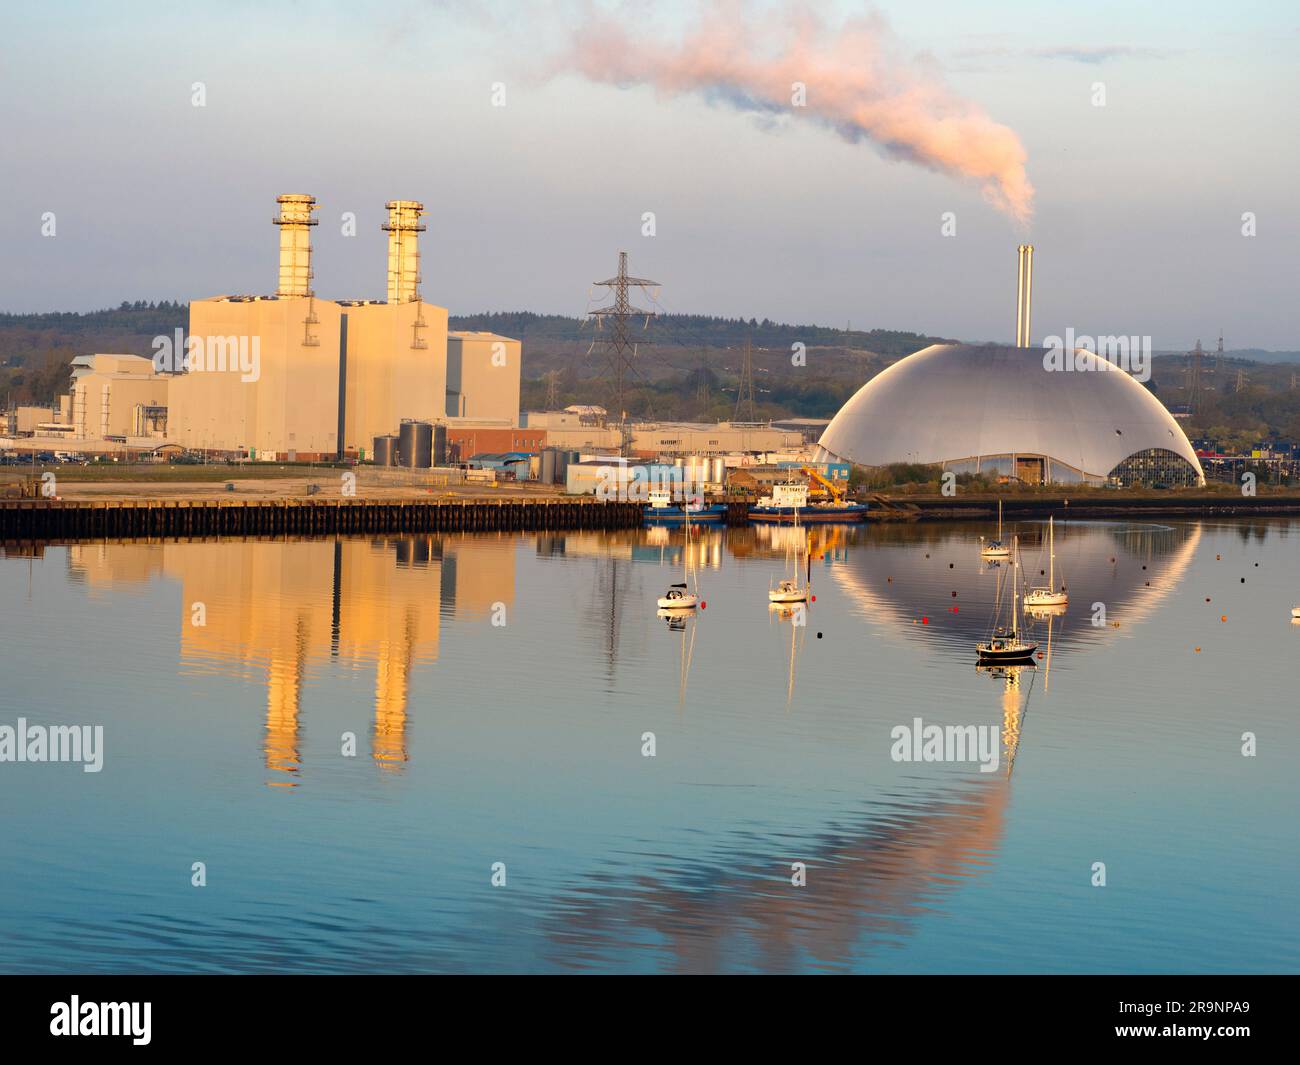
[657,505,700,610]
[980,499,1010,558]
[1024,514,1068,608]
[977,535,1038,663]
[644,486,726,526]
[750,480,867,524]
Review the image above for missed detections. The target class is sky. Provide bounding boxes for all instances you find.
[2,0,1298,349]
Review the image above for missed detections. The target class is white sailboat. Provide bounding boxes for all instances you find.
[980,499,1010,558]
[1024,515,1068,608]
[658,503,700,610]
[768,502,810,604]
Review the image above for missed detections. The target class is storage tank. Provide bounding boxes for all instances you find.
[710,457,725,485]
[372,434,398,466]
[540,448,557,484]
[399,420,433,468]
[433,424,448,466]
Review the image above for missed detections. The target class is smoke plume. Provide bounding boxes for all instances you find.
[561,2,1034,223]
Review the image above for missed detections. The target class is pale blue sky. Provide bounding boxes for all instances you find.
[2,0,1297,348]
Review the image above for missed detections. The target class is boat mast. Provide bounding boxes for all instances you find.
[1011,535,1019,637]
[684,503,692,593]
[1048,515,1055,590]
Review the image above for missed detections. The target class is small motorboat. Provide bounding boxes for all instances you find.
[1292,606,1300,619]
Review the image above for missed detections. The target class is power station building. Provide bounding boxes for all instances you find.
[167,194,521,460]
[816,343,1204,486]
[816,247,1205,487]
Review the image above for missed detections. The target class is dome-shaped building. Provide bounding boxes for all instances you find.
[816,344,1203,486]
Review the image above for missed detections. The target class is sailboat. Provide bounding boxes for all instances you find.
[769,504,810,604]
[1024,515,1068,608]
[657,502,700,610]
[977,535,1037,663]
[980,499,1010,558]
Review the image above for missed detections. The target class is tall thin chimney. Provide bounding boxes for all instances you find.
[1015,244,1026,346]
[272,194,318,297]
[1015,243,1035,347]
[1023,243,1033,347]
[382,200,426,304]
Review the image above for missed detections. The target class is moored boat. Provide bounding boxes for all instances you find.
[644,486,726,525]
[977,535,1038,663]
[1024,514,1068,608]
[980,498,1011,558]
[750,482,866,524]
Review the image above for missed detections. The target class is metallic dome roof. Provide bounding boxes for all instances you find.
[817,343,1203,482]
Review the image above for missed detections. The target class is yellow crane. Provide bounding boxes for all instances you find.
[800,465,846,503]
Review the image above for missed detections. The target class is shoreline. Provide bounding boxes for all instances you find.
[3,489,1298,542]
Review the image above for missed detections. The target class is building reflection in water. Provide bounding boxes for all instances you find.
[68,535,516,784]
[831,520,1202,655]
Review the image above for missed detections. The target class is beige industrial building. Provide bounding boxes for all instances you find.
[166,194,522,461]
[5,402,68,436]
[70,353,170,440]
[446,331,520,421]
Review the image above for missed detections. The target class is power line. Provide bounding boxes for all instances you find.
[584,251,659,454]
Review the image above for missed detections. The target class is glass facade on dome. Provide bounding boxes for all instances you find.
[1107,448,1201,487]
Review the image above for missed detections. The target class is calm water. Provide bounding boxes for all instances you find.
[1,519,1297,974]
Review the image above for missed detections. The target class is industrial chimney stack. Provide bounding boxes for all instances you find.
[1015,243,1034,347]
[272,194,318,297]
[382,200,426,304]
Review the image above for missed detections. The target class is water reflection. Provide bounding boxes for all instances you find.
[542,776,1014,973]
[67,536,516,784]
[832,520,1202,655]
[58,522,1203,787]
[7,518,1291,972]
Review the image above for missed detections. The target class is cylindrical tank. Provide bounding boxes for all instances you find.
[398,421,418,468]
[557,450,574,481]
[711,457,725,484]
[399,420,433,468]
[372,434,398,466]
[541,448,557,484]
[413,422,433,468]
[433,424,448,466]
